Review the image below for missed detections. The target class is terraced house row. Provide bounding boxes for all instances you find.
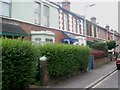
[0,0,120,51]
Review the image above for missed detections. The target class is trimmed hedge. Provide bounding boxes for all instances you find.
[2,38,39,90]
[2,38,91,87]
[37,43,91,78]
[0,38,2,90]
[92,42,108,52]
[91,49,105,59]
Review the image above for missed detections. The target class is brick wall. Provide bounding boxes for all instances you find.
[94,57,110,68]
[2,18,69,43]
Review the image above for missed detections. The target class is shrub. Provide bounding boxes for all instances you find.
[2,38,39,90]
[37,43,91,78]
[0,38,2,90]
[92,41,108,56]
[91,49,105,59]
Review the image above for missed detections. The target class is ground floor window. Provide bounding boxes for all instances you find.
[31,31,55,45]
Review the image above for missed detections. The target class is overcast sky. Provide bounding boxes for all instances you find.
[51,0,118,31]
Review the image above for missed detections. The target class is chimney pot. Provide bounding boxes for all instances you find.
[105,25,110,30]
[90,17,96,24]
[62,0,71,11]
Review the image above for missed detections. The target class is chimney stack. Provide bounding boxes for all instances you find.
[90,17,96,24]
[105,25,110,30]
[62,0,71,11]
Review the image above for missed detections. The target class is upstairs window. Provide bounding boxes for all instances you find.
[86,24,89,35]
[90,25,92,36]
[73,18,76,33]
[94,26,96,37]
[1,0,11,17]
[44,5,49,27]
[64,14,68,31]
[34,2,41,24]
[77,20,82,34]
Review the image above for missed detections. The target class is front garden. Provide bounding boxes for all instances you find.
[2,38,117,89]
[2,38,91,89]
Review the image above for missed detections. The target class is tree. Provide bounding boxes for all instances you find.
[106,40,116,50]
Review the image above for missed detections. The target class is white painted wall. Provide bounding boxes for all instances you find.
[1,0,59,29]
[11,1,34,24]
[0,1,2,15]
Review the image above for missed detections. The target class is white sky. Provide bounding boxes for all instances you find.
[51,0,118,31]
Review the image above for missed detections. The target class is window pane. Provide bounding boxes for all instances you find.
[34,2,41,24]
[77,20,80,33]
[35,38,41,41]
[90,25,92,36]
[44,5,49,16]
[34,13,40,24]
[2,2,10,17]
[2,0,11,3]
[44,5,49,26]
[34,2,41,13]
[0,2,2,15]
[73,18,76,32]
[94,26,96,37]
[86,24,88,35]
[64,14,68,30]
[45,39,53,42]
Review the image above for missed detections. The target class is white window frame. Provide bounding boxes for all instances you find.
[77,20,80,34]
[73,18,76,33]
[1,0,11,17]
[64,14,68,31]
[44,5,49,27]
[34,2,41,25]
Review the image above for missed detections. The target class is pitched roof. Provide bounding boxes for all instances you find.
[0,23,28,37]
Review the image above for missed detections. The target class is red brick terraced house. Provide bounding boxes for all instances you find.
[0,0,120,52]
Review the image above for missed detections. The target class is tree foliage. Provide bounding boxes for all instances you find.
[106,40,116,50]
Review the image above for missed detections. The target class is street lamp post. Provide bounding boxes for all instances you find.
[84,4,95,36]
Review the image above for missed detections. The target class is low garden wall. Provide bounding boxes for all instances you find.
[94,57,110,68]
[90,49,111,69]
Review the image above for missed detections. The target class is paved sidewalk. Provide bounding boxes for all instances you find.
[50,61,116,88]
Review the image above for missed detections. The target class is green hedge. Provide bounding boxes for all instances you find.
[2,38,91,88]
[0,38,2,90]
[2,38,39,90]
[92,42,108,51]
[37,43,91,78]
[92,41,108,56]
